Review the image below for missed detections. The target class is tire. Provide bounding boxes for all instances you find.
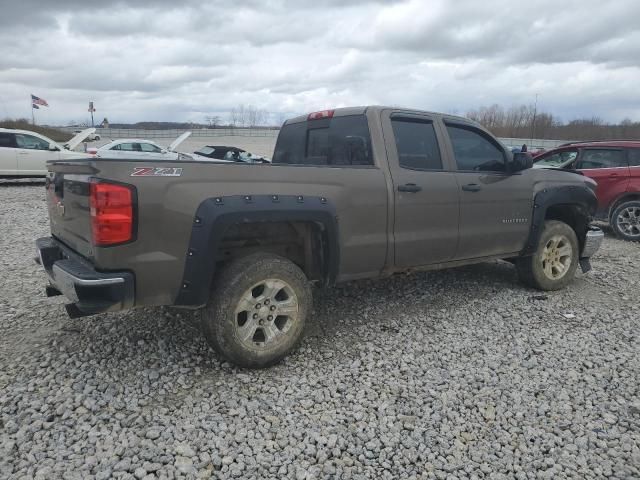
[516,220,579,291]
[610,200,640,242]
[201,253,311,368]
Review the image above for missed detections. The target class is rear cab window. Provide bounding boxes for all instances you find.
[273,115,373,166]
[629,148,640,167]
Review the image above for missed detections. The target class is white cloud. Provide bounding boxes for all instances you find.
[0,0,638,124]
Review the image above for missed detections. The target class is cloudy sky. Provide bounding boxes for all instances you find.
[1,0,639,125]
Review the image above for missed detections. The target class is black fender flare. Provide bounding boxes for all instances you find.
[520,185,597,256]
[174,194,339,306]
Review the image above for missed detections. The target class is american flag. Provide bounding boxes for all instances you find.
[31,94,49,107]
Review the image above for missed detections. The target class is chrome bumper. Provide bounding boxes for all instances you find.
[36,237,134,318]
[581,226,604,258]
[51,263,126,304]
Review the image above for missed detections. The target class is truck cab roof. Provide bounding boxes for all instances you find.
[284,105,480,128]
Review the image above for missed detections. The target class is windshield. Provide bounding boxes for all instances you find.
[198,146,215,155]
[534,149,578,168]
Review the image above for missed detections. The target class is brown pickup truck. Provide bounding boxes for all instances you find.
[36,106,604,367]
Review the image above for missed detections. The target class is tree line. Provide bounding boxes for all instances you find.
[227,104,286,128]
[465,104,640,141]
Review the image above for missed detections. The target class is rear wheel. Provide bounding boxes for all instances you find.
[201,253,311,368]
[516,220,579,291]
[610,200,640,241]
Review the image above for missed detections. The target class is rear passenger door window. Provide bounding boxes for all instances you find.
[629,149,640,167]
[391,119,442,170]
[577,149,627,169]
[446,125,506,172]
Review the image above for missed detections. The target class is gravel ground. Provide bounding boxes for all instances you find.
[1,182,639,480]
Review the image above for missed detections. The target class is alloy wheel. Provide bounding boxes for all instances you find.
[616,206,640,239]
[233,279,299,350]
[541,235,573,280]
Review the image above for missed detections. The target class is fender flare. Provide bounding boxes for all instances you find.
[520,185,597,256]
[174,194,340,306]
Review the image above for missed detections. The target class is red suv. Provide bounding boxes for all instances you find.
[534,141,640,241]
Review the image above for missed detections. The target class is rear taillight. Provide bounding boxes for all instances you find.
[307,109,334,120]
[89,180,135,246]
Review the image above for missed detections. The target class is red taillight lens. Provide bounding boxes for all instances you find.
[307,109,335,120]
[90,181,135,246]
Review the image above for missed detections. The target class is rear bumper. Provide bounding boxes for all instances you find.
[35,237,134,317]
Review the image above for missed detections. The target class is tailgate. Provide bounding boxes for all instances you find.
[46,162,96,259]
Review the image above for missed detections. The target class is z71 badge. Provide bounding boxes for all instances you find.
[131,167,183,177]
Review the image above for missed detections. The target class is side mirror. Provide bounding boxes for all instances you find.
[49,144,59,151]
[161,149,168,154]
[510,152,533,173]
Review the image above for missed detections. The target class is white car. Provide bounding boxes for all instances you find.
[0,128,96,177]
[73,129,101,141]
[93,132,192,161]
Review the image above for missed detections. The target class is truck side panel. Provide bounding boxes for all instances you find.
[80,160,389,306]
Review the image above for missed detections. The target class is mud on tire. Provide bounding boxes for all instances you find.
[201,253,311,368]
[516,220,579,291]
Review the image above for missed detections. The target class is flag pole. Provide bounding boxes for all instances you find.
[31,98,35,125]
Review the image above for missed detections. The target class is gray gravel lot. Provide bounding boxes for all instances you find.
[1,182,639,480]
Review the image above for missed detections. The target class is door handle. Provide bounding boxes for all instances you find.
[462,183,482,192]
[608,173,620,177]
[18,151,29,155]
[397,183,422,193]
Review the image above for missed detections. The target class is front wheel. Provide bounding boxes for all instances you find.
[610,200,640,241]
[201,253,311,368]
[516,220,579,291]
